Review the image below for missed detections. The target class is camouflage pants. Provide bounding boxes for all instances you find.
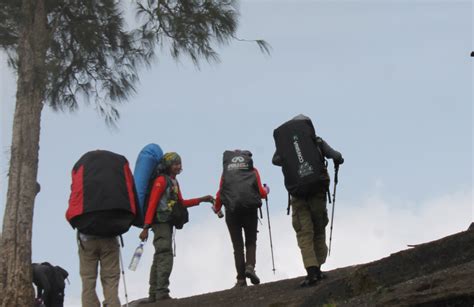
[78,237,121,307]
[149,222,174,299]
[291,191,329,268]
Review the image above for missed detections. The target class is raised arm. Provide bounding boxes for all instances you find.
[318,137,344,165]
[253,168,268,199]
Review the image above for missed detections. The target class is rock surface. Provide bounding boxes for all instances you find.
[130,227,474,307]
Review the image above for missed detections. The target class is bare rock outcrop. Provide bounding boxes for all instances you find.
[131,226,474,307]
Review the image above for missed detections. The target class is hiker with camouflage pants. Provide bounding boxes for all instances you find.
[273,115,344,287]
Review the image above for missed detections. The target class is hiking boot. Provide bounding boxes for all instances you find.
[232,279,247,288]
[300,266,324,287]
[245,265,261,285]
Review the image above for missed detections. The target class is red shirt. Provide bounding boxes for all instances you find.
[214,168,267,212]
[144,175,201,225]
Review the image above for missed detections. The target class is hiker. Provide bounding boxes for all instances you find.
[139,152,214,302]
[214,150,269,287]
[32,262,69,307]
[272,114,344,287]
[66,150,138,307]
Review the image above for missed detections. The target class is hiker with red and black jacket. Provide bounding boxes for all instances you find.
[214,150,269,288]
[139,152,213,302]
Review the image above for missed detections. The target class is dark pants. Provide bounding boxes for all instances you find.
[225,209,258,280]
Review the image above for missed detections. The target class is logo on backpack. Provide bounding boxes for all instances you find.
[293,136,305,163]
[231,156,245,163]
[227,156,249,171]
[298,161,314,177]
[293,136,314,178]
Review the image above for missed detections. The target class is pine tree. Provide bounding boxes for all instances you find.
[0,0,268,305]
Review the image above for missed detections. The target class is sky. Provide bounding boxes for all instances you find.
[0,0,472,306]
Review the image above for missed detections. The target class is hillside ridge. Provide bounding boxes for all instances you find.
[130,224,474,306]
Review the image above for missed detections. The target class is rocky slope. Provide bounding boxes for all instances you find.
[131,224,474,307]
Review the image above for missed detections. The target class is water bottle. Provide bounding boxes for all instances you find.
[128,242,144,271]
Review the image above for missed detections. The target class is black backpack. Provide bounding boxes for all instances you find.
[33,262,69,305]
[169,184,189,230]
[220,150,262,213]
[273,116,329,197]
[66,150,138,237]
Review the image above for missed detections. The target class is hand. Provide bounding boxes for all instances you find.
[139,228,149,242]
[200,195,214,203]
[264,184,270,194]
[336,157,344,166]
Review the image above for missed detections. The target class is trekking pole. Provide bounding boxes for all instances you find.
[118,239,129,307]
[263,184,276,274]
[328,165,339,256]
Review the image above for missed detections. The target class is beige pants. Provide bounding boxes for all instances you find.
[291,191,329,268]
[78,236,121,307]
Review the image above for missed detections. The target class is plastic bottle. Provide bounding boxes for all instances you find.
[128,242,144,271]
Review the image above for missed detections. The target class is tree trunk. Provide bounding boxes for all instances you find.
[0,0,49,306]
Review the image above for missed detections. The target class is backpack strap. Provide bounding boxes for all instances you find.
[172,228,176,257]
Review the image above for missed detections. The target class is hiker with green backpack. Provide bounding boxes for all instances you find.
[214,150,269,288]
[139,152,214,302]
[273,115,344,287]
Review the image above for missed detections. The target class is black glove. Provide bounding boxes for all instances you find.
[336,157,344,166]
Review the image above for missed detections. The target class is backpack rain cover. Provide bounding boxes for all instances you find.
[273,116,329,197]
[66,150,137,236]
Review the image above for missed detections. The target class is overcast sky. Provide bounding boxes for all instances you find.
[0,0,472,306]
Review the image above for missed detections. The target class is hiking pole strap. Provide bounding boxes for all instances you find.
[259,207,263,219]
[286,193,291,215]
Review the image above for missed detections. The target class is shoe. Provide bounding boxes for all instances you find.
[300,266,324,287]
[245,266,261,285]
[232,279,247,288]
